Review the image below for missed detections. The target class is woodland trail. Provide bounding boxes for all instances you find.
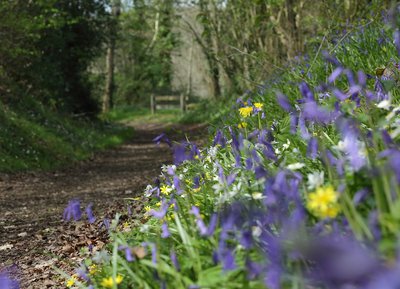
[0,121,207,289]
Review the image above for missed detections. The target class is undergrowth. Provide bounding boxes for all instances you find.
[0,97,133,173]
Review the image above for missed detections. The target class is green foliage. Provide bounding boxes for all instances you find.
[0,97,132,173]
[0,0,111,114]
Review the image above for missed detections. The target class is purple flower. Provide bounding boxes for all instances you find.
[332,88,348,101]
[328,67,344,83]
[302,101,334,123]
[150,202,168,219]
[213,130,226,147]
[153,133,172,147]
[0,273,19,289]
[322,50,341,66]
[307,137,318,159]
[173,143,192,165]
[379,149,400,183]
[173,176,182,194]
[102,218,110,230]
[305,236,380,289]
[394,29,400,56]
[353,189,369,206]
[358,70,367,87]
[245,258,263,280]
[337,118,366,171]
[190,206,218,237]
[170,250,180,271]
[221,247,236,271]
[299,82,314,101]
[63,199,82,221]
[85,203,96,224]
[276,92,293,112]
[161,222,170,238]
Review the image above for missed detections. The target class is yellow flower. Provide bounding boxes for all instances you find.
[101,275,123,288]
[66,275,77,288]
[239,106,253,118]
[145,206,151,212]
[88,264,98,275]
[160,185,171,195]
[238,122,247,129]
[156,201,162,207]
[193,187,201,193]
[307,185,340,219]
[254,102,263,109]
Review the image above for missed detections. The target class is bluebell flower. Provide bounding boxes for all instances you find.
[0,273,19,289]
[299,82,314,102]
[304,235,380,289]
[63,199,82,221]
[394,29,400,56]
[276,92,293,112]
[307,137,318,159]
[150,201,168,219]
[213,130,226,147]
[190,206,218,237]
[118,245,135,262]
[245,258,263,280]
[322,50,341,66]
[161,222,170,238]
[357,70,367,87]
[170,250,180,271]
[302,101,334,124]
[328,67,344,83]
[153,133,172,147]
[173,143,192,165]
[85,203,96,224]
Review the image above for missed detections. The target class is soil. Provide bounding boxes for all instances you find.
[0,121,207,289]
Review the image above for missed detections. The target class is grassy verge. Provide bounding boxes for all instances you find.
[0,98,134,173]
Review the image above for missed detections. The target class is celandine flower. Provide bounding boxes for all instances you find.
[238,122,247,129]
[239,106,253,117]
[66,275,77,288]
[101,275,123,288]
[254,102,263,110]
[160,185,172,195]
[307,185,340,219]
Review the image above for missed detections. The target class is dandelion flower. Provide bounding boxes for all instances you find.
[239,106,253,118]
[101,275,123,288]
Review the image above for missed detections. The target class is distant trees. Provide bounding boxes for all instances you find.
[182,0,390,96]
[110,0,177,106]
[0,0,110,115]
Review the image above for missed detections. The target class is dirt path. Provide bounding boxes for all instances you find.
[0,121,207,288]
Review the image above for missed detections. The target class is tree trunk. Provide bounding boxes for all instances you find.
[102,2,120,113]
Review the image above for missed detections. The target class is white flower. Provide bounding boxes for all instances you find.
[252,192,263,200]
[208,146,218,158]
[139,224,150,233]
[282,139,291,150]
[377,100,391,110]
[252,226,262,238]
[144,185,153,197]
[287,162,305,170]
[307,171,324,190]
